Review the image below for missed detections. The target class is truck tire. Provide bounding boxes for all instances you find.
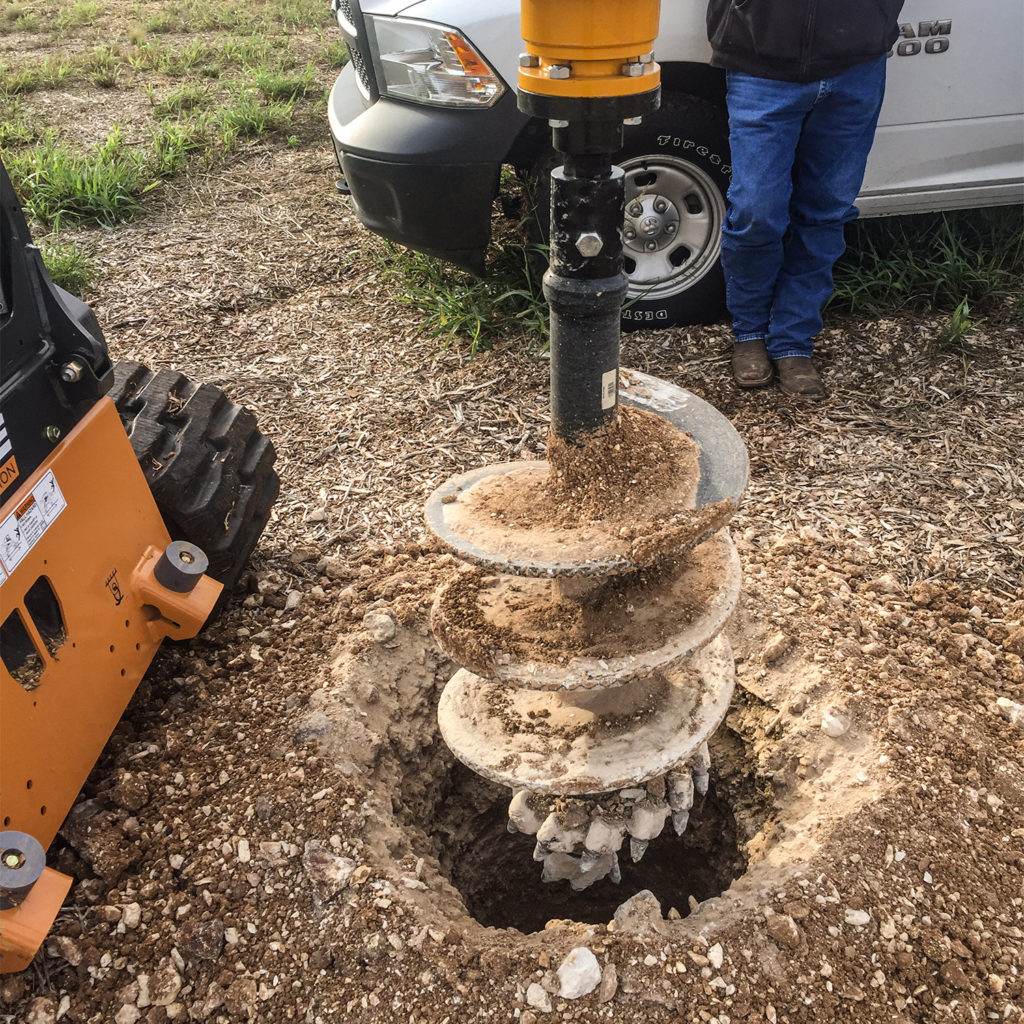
[107,361,279,605]
[523,93,731,332]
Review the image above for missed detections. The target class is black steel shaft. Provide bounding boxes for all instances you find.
[545,160,627,442]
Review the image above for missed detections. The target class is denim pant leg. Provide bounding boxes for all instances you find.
[768,57,888,358]
[721,73,816,345]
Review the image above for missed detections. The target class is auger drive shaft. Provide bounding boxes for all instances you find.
[425,0,749,892]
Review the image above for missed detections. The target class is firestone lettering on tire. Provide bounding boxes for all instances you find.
[656,137,731,178]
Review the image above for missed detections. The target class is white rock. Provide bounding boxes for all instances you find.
[362,610,396,642]
[821,710,850,738]
[845,909,871,927]
[996,697,1024,728]
[302,840,355,901]
[122,903,142,930]
[708,943,724,970]
[584,817,624,856]
[612,890,666,936]
[557,948,602,999]
[526,982,552,1013]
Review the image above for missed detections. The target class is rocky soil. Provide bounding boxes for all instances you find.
[3,139,1023,1024]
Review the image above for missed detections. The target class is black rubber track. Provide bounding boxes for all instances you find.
[107,361,279,603]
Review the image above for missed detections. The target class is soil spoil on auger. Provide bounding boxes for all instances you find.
[425,401,745,893]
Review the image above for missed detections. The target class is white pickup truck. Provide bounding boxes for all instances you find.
[327,0,1024,328]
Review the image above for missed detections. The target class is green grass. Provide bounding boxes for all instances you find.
[56,1,101,30]
[0,55,73,94]
[832,208,1024,318]
[5,130,153,228]
[252,62,317,101]
[216,91,294,138]
[151,82,211,116]
[379,240,547,354]
[40,237,97,294]
[0,100,42,148]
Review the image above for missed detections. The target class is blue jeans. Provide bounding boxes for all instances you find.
[722,57,887,359]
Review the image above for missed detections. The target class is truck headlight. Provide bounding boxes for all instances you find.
[365,16,505,108]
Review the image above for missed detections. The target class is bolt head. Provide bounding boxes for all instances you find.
[575,232,604,258]
[548,65,571,80]
[519,53,540,68]
[666,223,676,233]
[628,203,643,217]
[653,199,667,213]
[645,240,658,251]
[622,116,643,126]
[59,359,85,383]
[621,62,644,77]
[623,228,637,240]
[45,425,61,443]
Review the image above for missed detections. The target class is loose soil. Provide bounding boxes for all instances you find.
[3,75,1024,1024]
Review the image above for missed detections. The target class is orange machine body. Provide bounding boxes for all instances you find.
[518,0,661,99]
[0,396,220,972]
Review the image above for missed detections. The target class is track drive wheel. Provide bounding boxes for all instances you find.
[107,361,279,605]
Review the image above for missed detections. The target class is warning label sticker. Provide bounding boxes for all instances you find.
[0,470,67,577]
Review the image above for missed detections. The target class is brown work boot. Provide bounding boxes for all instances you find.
[731,339,772,388]
[773,357,827,400]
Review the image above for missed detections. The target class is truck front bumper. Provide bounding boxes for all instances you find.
[328,64,528,275]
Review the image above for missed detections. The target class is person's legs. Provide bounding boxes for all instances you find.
[721,72,816,385]
[767,56,888,362]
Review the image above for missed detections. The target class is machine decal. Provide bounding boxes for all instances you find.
[0,470,67,577]
[0,454,18,492]
[105,569,126,606]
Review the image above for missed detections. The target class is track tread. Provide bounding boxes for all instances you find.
[108,360,279,600]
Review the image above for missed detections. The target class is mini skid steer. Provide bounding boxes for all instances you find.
[0,160,279,971]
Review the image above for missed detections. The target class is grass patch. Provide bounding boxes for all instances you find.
[0,99,42,148]
[5,129,153,228]
[56,1,101,30]
[252,62,317,101]
[40,237,97,294]
[151,82,211,117]
[217,91,294,138]
[832,208,1024,317]
[379,240,547,354]
[0,55,73,94]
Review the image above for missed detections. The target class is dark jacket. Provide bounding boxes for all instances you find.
[706,0,905,83]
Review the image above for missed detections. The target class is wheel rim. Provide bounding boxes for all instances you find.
[620,155,725,301]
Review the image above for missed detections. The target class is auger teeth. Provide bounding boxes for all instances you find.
[630,837,649,863]
[533,841,552,862]
[672,810,690,836]
[583,817,625,857]
[541,852,581,884]
[506,819,519,833]
[628,800,670,842]
[508,789,543,835]
[579,847,602,872]
[609,855,622,884]
[692,742,711,796]
[667,770,695,812]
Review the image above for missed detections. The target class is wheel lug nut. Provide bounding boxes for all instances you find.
[628,203,642,217]
[624,228,636,240]
[666,224,676,233]
[654,199,667,213]
[645,240,657,251]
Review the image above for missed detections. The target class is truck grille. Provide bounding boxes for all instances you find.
[334,0,376,101]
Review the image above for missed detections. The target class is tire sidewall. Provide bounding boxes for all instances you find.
[617,95,731,331]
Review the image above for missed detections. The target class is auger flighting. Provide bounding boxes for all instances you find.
[425,0,749,893]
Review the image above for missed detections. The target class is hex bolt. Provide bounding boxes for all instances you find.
[548,119,569,129]
[653,199,668,214]
[623,116,642,126]
[624,227,637,240]
[45,425,61,443]
[628,202,643,217]
[646,240,658,251]
[621,62,644,77]
[639,52,655,64]
[519,53,540,68]
[666,223,676,234]
[60,359,85,383]
[548,65,571,80]
[575,231,604,258]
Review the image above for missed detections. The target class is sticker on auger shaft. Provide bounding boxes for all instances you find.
[0,470,67,578]
[601,370,618,410]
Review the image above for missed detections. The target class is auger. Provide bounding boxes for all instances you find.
[425,0,748,892]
